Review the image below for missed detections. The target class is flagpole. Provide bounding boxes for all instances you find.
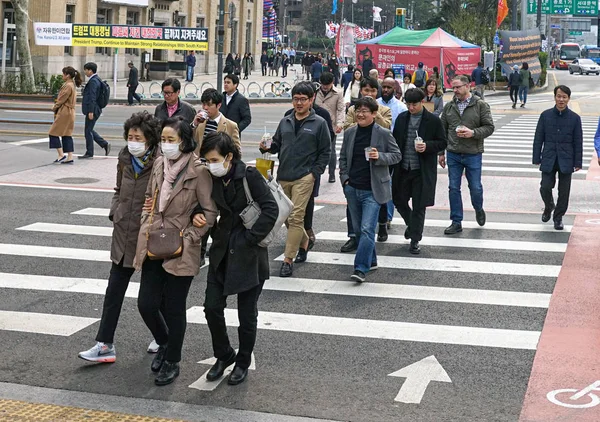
[372,1,375,31]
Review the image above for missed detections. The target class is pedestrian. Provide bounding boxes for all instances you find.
[242,53,251,80]
[411,62,428,88]
[508,64,521,109]
[192,88,241,155]
[289,47,296,66]
[268,52,275,76]
[282,46,290,61]
[339,97,402,283]
[344,68,363,108]
[519,62,531,108]
[392,88,447,254]
[78,111,161,363]
[439,75,495,235]
[135,116,218,386]
[49,66,81,164]
[361,56,374,76]
[79,62,111,159]
[341,64,354,95]
[431,66,443,96]
[274,52,282,77]
[328,53,340,86]
[533,85,582,230]
[316,72,345,183]
[303,51,315,79]
[234,54,242,76]
[368,69,383,98]
[258,83,331,277]
[424,79,444,117]
[383,68,402,100]
[311,58,323,82]
[260,50,268,76]
[225,53,234,74]
[127,61,142,106]
[186,51,196,82]
[471,61,485,100]
[220,73,251,134]
[342,77,392,252]
[247,53,254,76]
[198,132,278,386]
[281,54,289,78]
[400,73,416,102]
[154,78,196,124]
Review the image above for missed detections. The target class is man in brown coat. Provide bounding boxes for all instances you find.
[192,88,241,155]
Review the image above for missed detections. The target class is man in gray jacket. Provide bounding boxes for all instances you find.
[439,75,494,235]
[340,97,402,283]
[259,83,331,277]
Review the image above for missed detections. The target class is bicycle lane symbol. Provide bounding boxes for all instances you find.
[547,381,600,409]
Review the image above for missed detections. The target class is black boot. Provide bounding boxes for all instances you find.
[377,224,388,242]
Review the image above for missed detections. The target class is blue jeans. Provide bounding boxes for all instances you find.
[344,185,379,273]
[447,151,483,224]
[518,86,528,104]
[186,65,194,81]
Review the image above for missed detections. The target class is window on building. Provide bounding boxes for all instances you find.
[245,22,252,55]
[196,17,206,54]
[64,5,74,55]
[214,19,219,53]
[125,11,140,55]
[96,8,112,55]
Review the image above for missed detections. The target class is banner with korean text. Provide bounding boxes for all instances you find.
[442,47,482,88]
[356,44,440,77]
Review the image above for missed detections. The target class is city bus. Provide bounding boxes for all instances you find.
[581,45,600,64]
[552,43,581,69]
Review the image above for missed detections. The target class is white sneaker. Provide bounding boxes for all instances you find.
[78,342,116,363]
[147,339,160,353]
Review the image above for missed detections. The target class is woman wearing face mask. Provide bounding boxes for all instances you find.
[135,116,218,386]
[196,131,277,386]
[78,112,161,364]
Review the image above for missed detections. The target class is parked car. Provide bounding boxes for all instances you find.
[568,58,600,75]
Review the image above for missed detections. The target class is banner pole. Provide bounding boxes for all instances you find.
[113,48,118,99]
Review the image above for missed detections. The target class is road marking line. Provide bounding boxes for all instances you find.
[316,231,566,252]
[341,218,573,232]
[0,310,99,336]
[483,147,593,155]
[186,306,541,349]
[71,208,109,216]
[0,182,113,193]
[482,159,588,167]
[275,251,561,277]
[17,223,113,237]
[3,110,52,114]
[0,243,109,261]
[8,138,49,146]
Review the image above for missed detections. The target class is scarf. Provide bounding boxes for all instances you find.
[159,153,191,213]
[131,148,153,179]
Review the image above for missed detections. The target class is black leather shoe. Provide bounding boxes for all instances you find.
[206,351,236,381]
[554,219,564,230]
[542,205,555,223]
[410,240,421,254]
[294,247,308,263]
[78,154,93,159]
[377,224,388,242]
[227,365,248,385]
[155,361,180,386]
[151,345,167,372]
[475,209,486,226]
[104,143,111,156]
[328,175,335,183]
[444,223,463,235]
[279,261,293,277]
[404,227,410,240]
[340,237,357,253]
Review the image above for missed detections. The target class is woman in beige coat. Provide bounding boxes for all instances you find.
[135,116,218,386]
[49,66,81,164]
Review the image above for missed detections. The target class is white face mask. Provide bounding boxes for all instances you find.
[208,158,229,177]
[127,141,147,158]
[161,142,182,160]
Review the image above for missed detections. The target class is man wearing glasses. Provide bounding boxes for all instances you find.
[259,83,331,277]
[154,78,196,124]
[439,75,494,235]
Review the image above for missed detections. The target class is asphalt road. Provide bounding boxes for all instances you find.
[0,69,598,421]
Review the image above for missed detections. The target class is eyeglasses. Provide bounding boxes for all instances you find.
[162,91,177,96]
[292,97,310,104]
[452,84,467,90]
[355,109,372,115]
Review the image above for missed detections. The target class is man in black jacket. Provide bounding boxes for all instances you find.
[392,88,447,253]
[153,78,196,124]
[260,50,268,76]
[79,62,110,159]
[221,74,251,134]
[127,61,142,106]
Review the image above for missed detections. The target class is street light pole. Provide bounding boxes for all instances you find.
[216,0,225,92]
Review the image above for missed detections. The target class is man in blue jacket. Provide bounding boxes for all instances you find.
[79,62,110,159]
[186,51,196,82]
[533,85,583,230]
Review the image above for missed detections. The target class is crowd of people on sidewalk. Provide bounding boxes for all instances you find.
[45,57,584,388]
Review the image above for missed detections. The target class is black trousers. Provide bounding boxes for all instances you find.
[261,63,267,76]
[328,135,337,177]
[540,161,572,221]
[96,261,135,344]
[509,86,519,104]
[128,84,142,105]
[137,259,193,362]
[84,115,108,156]
[201,234,209,259]
[395,168,427,242]
[304,195,315,231]
[49,135,74,153]
[204,276,264,370]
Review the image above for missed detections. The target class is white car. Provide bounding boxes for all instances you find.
[568,58,600,75]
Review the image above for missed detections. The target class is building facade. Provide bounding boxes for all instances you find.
[1,0,263,79]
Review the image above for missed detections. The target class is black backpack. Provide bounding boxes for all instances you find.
[481,69,490,85]
[414,69,425,87]
[97,79,110,109]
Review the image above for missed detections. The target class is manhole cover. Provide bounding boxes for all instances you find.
[54,177,100,185]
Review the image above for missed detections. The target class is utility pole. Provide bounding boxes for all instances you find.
[536,0,542,27]
[511,0,517,29]
[283,0,287,45]
[216,0,226,92]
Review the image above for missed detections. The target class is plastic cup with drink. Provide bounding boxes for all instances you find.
[364,147,373,161]
[455,124,467,136]
[414,130,424,151]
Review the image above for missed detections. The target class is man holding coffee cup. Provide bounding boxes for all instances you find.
[391,88,447,254]
[439,75,494,235]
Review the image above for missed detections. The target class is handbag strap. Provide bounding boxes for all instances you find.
[146,187,159,239]
[242,168,255,205]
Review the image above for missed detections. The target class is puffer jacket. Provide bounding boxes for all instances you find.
[441,95,495,154]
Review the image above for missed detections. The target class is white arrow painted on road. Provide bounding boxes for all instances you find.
[188,351,255,391]
[388,355,451,404]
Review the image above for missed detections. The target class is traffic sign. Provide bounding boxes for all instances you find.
[550,24,561,28]
[527,0,580,14]
[575,0,598,15]
[569,30,583,35]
